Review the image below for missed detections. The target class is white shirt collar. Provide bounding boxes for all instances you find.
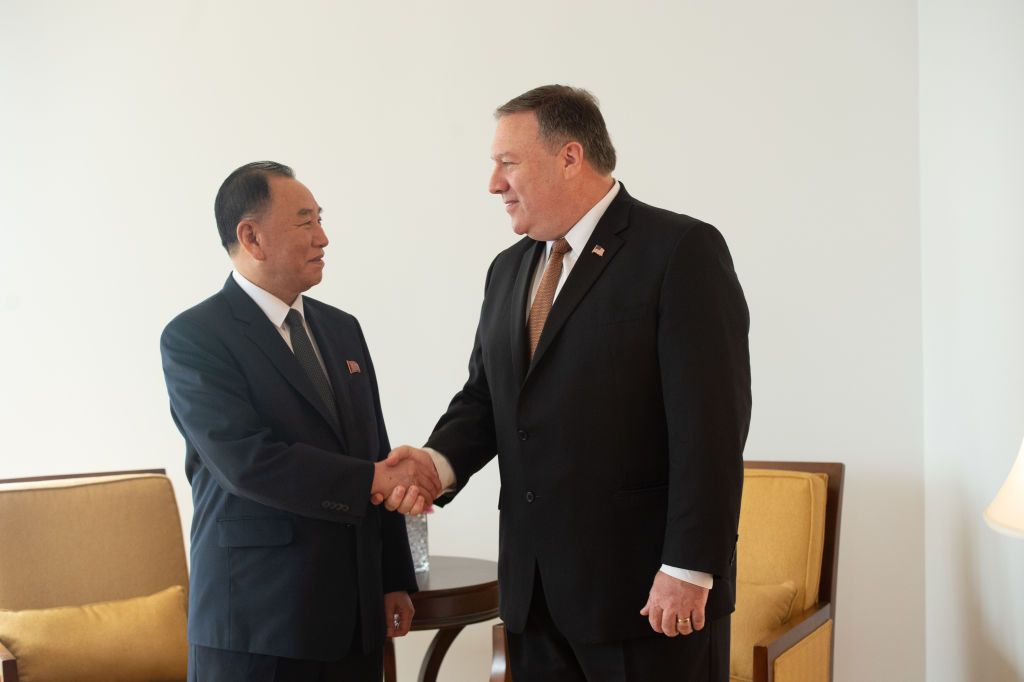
[544,180,621,258]
[231,269,306,330]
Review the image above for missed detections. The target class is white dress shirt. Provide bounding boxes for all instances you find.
[427,181,712,590]
[524,180,620,316]
[231,270,329,376]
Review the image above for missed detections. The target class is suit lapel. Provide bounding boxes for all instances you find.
[509,239,545,386]
[526,188,632,379]
[221,276,349,448]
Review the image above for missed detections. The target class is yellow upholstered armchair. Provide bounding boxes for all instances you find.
[734,461,844,682]
[0,470,190,682]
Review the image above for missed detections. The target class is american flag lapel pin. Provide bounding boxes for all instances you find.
[346,360,361,375]
[592,244,605,257]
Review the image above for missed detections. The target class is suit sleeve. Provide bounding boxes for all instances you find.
[160,316,375,524]
[356,321,418,594]
[425,258,500,502]
[657,224,751,577]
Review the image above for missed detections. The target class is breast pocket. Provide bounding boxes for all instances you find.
[593,302,653,327]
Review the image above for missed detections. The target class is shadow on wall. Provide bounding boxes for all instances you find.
[958,494,1023,681]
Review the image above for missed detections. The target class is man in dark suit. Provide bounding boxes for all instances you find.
[386,86,751,681]
[161,161,442,682]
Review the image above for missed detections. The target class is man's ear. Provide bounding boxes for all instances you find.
[561,141,584,179]
[236,220,266,261]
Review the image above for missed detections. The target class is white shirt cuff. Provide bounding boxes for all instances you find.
[659,565,714,589]
[422,447,457,491]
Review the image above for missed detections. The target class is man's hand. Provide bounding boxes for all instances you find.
[384,591,414,637]
[369,445,442,514]
[639,570,709,637]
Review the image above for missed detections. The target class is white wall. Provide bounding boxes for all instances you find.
[921,0,1024,680]
[0,2,927,680]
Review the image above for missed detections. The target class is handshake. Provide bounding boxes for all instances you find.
[370,445,443,515]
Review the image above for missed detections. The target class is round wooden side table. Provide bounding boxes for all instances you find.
[384,555,499,682]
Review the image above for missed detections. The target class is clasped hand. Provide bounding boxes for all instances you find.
[370,445,441,515]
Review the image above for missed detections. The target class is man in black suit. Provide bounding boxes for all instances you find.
[386,86,751,681]
[161,161,442,682]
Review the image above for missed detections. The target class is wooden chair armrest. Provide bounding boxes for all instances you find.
[752,603,832,682]
[0,639,19,682]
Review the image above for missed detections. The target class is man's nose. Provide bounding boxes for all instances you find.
[314,223,329,248]
[488,167,507,195]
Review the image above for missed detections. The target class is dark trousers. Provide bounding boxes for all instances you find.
[187,644,384,682]
[507,570,730,682]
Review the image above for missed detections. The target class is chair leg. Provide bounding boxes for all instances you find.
[490,622,511,682]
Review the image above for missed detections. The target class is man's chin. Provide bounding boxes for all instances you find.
[302,272,324,290]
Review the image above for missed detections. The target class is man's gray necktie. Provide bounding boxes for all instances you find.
[285,309,339,427]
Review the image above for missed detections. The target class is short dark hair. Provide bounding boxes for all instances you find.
[214,161,294,253]
[496,85,617,175]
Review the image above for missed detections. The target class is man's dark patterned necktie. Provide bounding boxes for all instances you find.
[285,309,339,427]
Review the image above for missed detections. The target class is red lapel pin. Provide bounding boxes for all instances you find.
[592,245,605,257]
[346,360,361,375]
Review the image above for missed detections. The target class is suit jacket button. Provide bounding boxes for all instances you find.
[525,491,535,503]
[517,429,529,441]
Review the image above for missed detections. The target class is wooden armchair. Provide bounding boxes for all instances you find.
[489,461,844,682]
[0,470,190,682]
[736,461,844,682]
